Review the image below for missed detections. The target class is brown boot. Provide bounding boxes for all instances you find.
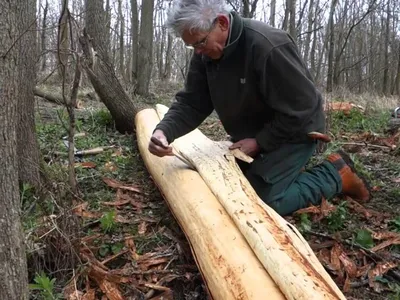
[326,150,371,202]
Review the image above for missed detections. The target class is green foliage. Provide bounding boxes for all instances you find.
[325,201,347,232]
[354,229,375,248]
[297,213,312,234]
[100,210,117,233]
[389,217,400,232]
[29,272,62,300]
[91,109,114,128]
[329,109,390,136]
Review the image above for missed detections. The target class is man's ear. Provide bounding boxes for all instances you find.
[216,14,230,31]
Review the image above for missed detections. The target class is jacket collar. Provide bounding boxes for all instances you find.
[203,11,244,62]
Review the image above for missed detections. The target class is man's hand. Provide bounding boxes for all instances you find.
[148,130,174,157]
[229,138,260,157]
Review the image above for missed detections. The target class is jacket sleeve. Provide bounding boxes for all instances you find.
[154,53,214,144]
[255,41,322,153]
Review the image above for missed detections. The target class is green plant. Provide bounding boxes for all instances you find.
[297,213,312,234]
[354,229,375,248]
[325,201,347,232]
[29,272,61,300]
[389,217,400,232]
[100,210,117,233]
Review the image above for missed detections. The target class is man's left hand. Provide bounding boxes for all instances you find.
[229,138,260,157]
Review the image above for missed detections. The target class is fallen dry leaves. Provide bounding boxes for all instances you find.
[103,177,142,194]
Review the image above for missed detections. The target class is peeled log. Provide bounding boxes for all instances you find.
[135,108,285,300]
[155,104,346,300]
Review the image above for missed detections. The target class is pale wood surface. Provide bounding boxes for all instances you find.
[155,104,346,300]
[135,108,285,300]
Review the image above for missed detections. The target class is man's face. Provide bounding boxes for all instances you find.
[181,15,230,60]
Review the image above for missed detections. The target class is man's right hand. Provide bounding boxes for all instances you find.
[148,130,174,157]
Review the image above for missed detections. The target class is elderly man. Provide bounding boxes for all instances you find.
[148,0,370,216]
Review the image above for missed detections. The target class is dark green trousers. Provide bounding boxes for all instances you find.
[238,142,342,216]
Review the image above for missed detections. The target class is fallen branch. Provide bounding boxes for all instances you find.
[337,142,394,151]
[34,86,64,105]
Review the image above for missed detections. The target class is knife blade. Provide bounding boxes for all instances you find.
[150,136,196,170]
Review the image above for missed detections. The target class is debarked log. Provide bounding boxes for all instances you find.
[135,108,285,300]
[154,104,346,300]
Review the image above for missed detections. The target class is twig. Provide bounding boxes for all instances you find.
[100,249,129,266]
[337,142,393,150]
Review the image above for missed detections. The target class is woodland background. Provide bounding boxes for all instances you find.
[1,0,400,299]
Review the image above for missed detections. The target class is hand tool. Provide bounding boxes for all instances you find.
[150,136,196,170]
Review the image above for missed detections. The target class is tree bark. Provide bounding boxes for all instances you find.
[83,0,137,133]
[326,0,338,92]
[136,0,155,96]
[0,1,29,299]
[17,0,41,188]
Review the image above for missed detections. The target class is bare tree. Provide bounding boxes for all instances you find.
[82,0,137,133]
[136,0,155,96]
[0,0,31,298]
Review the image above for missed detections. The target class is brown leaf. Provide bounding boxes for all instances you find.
[87,265,127,300]
[371,237,400,252]
[73,202,102,219]
[140,258,170,270]
[343,274,351,293]
[149,290,174,300]
[371,231,400,240]
[82,289,95,300]
[325,102,364,115]
[75,162,96,169]
[125,237,140,261]
[330,243,343,271]
[138,221,147,235]
[356,263,372,278]
[115,214,132,224]
[102,199,131,207]
[320,197,336,217]
[368,262,398,292]
[294,205,320,215]
[369,261,398,279]
[103,177,142,194]
[346,199,372,218]
[339,252,358,278]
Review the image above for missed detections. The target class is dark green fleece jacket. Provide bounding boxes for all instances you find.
[155,11,325,153]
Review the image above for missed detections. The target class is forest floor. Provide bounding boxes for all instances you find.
[26,85,400,300]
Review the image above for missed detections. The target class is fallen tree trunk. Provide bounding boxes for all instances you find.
[34,87,64,105]
[155,104,346,300]
[135,108,285,300]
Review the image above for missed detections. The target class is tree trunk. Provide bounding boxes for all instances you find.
[0,1,29,299]
[136,0,155,96]
[270,0,276,27]
[83,0,137,133]
[130,0,138,82]
[17,0,41,188]
[58,0,71,82]
[41,0,48,71]
[326,0,338,92]
[288,0,297,42]
[117,0,125,82]
[382,0,391,95]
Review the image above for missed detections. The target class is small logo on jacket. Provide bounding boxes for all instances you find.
[240,78,246,84]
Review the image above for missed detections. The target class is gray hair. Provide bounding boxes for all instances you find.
[166,0,231,36]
